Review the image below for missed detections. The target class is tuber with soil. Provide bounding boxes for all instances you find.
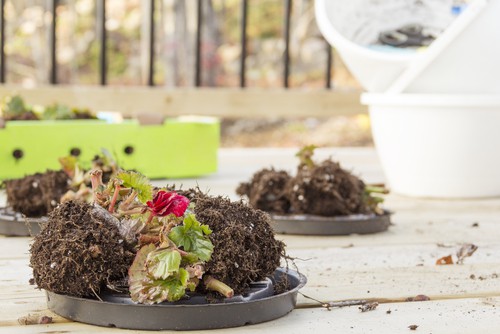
[237,145,387,216]
[30,170,286,304]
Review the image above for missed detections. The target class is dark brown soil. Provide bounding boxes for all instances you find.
[73,110,96,119]
[236,168,291,214]
[2,111,38,121]
[287,160,370,216]
[193,195,285,295]
[238,159,372,216]
[3,170,70,217]
[30,201,133,297]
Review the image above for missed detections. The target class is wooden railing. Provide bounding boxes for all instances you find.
[0,1,365,118]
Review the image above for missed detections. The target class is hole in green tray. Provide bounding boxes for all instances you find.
[124,146,134,155]
[12,149,24,160]
[70,148,81,157]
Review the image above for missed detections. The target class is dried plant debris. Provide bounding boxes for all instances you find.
[359,302,379,312]
[408,324,419,330]
[436,243,478,265]
[18,314,53,325]
[237,146,387,216]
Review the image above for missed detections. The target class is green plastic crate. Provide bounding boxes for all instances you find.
[0,117,219,180]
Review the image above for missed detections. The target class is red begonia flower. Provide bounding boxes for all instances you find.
[146,190,189,217]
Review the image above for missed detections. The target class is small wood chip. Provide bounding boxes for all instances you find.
[406,294,430,302]
[18,314,53,325]
[38,316,53,324]
[359,302,379,312]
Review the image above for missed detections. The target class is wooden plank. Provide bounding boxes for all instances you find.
[1,298,499,334]
[2,242,499,303]
[0,85,366,118]
[0,237,31,260]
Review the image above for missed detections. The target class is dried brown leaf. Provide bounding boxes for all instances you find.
[456,243,478,264]
[436,254,453,265]
[359,302,379,312]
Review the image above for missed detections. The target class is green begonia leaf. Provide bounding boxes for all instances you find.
[146,248,182,280]
[116,171,153,203]
[169,214,213,262]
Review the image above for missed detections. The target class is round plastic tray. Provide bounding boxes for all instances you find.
[0,207,46,236]
[271,211,391,235]
[46,267,306,330]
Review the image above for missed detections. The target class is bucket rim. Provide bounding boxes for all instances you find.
[361,93,500,107]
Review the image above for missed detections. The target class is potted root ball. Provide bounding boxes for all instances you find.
[0,151,118,236]
[236,146,391,235]
[29,171,306,330]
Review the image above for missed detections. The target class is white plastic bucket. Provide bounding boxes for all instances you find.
[362,93,500,198]
[315,0,456,92]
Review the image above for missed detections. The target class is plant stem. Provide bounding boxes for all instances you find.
[146,211,155,225]
[108,182,121,213]
[203,276,234,298]
[89,169,104,204]
[119,190,138,211]
[117,207,144,217]
[89,169,103,191]
[365,185,389,194]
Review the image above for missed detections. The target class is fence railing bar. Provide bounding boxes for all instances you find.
[97,0,107,85]
[49,0,57,84]
[147,0,155,86]
[0,0,5,83]
[239,0,248,88]
[325,40,332,89]
[194,0,202,87]
[283,0,292,88]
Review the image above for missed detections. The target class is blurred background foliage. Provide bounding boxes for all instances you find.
[2,0,360,89]
[1,0,370,147]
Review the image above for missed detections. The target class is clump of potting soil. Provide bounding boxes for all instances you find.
[3,151,120,217]
[30,200,133,297]
[287,159,370,216]
[236,168,291,214]
[237,145,386,216]
[3,170,70,217]
[193,194,285,295]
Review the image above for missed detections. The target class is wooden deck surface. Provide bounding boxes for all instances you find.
[1,147,499,333]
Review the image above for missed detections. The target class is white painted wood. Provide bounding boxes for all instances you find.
[1,148,500,333]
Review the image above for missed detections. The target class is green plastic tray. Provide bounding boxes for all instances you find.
[0,117,219,180]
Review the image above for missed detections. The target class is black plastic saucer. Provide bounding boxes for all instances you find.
[271,211,392,235]
[0,207,46,236]
[46,267,306,330]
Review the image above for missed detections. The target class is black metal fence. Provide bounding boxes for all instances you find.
[0,0,334,89]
